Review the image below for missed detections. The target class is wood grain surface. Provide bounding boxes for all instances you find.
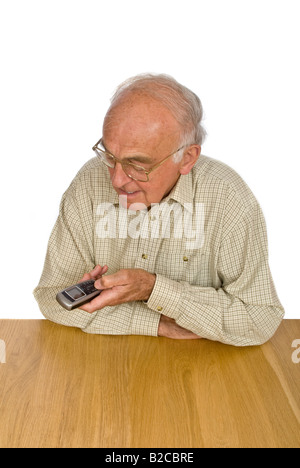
[0,319,299,448]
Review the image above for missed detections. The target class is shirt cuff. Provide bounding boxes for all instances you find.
[130,302,161,337]
[146,274,183,320]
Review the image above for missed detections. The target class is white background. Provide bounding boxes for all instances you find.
[0,0,299,319]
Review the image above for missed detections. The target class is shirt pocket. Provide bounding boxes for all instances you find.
[154,250,213,287]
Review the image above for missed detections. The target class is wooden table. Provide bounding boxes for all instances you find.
[0,319,299,448]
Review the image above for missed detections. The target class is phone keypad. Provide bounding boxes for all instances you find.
[81,280,98,294]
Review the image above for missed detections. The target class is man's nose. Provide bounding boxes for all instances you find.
[111,162,131,187]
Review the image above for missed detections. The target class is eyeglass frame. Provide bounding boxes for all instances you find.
[92,138,188,182]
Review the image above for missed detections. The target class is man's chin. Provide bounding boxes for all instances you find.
[129,202,148,211]
[118,193,148,211]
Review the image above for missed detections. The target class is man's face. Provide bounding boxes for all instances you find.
[102,94,189,210]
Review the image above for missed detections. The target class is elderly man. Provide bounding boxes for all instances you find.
[34,73,284,345]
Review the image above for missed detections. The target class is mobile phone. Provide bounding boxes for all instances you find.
[56,279,103,311]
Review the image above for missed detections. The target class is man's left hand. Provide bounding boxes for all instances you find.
[79,267,156,314]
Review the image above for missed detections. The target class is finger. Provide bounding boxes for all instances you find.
[99,264,109,276]
[79,272,92,283]
[92,266,109,288]
[79,266,100,283]
[90,265,103,278]
[90,264,109,280]
[78,265,108,284]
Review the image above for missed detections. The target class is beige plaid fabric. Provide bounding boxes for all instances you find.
[34,155,284,346]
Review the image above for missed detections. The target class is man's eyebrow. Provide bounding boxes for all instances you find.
[102,141,153,164]
[127,154,153,164]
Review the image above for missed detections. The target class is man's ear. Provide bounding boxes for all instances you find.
[179,145,201,175]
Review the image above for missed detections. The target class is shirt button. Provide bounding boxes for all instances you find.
[157,306,163,312]
[142,254,148,260]
[183,256,189,262]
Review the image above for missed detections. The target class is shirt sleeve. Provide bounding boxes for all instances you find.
[33,184,160,336]
[146,202,285,346]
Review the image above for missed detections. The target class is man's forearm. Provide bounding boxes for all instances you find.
[158,315,202,339]
[145,274,284,346]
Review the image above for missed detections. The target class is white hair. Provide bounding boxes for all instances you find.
[109,73,206,162]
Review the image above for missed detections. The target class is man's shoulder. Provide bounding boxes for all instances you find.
[62,157,115,206]
[69,157,111,190]
[74,157,105,179]
[193,155,258,209]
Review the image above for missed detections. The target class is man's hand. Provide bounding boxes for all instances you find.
[78,267,201,340]
[158,315,202,340]
[78,264,109,284]
[79,266,156,314]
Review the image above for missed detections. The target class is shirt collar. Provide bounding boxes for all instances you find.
[164,171,194,213]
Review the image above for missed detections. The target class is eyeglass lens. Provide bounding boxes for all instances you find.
[96,148,148,182]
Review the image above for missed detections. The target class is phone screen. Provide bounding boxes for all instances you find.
[66,287,85,300]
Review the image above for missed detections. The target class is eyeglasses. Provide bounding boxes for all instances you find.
[92,138,186,182]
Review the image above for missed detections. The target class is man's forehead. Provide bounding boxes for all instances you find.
[103,95,181,155]
[105,92,180,129]
[103,126,181,161]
